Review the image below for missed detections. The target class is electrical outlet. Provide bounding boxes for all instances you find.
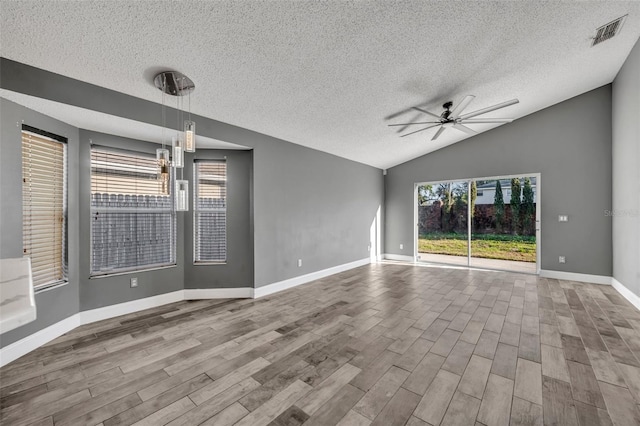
[559,256,566,264]
[400,244,404,250]
[558,215,569,222]
[130,277,138,288]
[297,259,302,267]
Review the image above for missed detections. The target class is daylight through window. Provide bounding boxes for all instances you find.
[194,160,227,263]
[90,147,176,275]
[22,129,67,289]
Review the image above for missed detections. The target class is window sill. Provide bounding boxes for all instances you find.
[35,280,69,295]
[193,261,227,266]
[89,264,177,279]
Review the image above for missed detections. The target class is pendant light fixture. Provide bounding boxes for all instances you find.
[184,119,196,152]
[156,148,170,194]
[175,180,189,211]
[171,135,184,168]
[154,70,196,210]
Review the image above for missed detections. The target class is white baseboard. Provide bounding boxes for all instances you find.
[384,253,415,262]
[539,270,612,285]
[1,287,248,367]
[184,288,253,300]
[253,258,371,299]
[612,278,640,310]
[0,314,80,367]
[79,291,184,326]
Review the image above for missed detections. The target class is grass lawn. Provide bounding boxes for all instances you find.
[418,233,536,262]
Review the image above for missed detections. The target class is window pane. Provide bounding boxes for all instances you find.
[194,161,227,262]
[90,147,176,275]
[22,131,67,288]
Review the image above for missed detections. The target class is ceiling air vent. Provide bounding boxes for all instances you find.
[592,15,627,46]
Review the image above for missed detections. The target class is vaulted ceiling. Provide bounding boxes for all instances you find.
[2,1,639,168]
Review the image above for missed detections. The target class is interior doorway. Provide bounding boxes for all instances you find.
[415,174,540,274]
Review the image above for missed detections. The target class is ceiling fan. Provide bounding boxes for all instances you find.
[389,95,519,141]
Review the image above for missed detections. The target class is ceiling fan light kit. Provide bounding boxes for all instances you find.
[391,95,519,141]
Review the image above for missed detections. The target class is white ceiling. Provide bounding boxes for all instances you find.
[1,1,639,169]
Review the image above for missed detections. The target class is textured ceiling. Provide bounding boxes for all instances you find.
[1,1,639,169]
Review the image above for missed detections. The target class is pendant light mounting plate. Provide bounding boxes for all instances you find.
[154,71,195,96]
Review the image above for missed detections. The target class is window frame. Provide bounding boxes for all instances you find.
[193,159,227,264]
[89,146,177,277]
[21,125,68,291]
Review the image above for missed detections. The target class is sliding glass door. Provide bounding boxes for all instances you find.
[416,180,469,266]
[416,174,539,273]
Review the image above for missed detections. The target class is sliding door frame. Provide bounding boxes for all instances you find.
[414,172,541,274]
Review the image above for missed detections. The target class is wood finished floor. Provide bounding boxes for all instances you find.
[2,263,640,426]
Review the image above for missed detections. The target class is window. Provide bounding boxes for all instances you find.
[90,147,176,275]
[194,160,227,263]
[22,128,67,289]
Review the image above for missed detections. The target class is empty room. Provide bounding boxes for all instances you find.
[1,1,640,425]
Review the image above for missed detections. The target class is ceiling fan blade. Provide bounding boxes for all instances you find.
[459,99,519,120]
[459,118,514,123]
[412,107,442,120]
[431,126,446,141]
[400,124,441,137]
[391,111,423,133]
[388,121,441,127]
[450,95,475,119]
[453,123,477,135]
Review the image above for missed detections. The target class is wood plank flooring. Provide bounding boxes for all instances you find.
[2,263,640,425]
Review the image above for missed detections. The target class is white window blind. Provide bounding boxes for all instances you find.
[22,130,67,289]
[90,147,176,275]
[194,160,227,263]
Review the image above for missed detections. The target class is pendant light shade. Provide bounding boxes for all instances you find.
[175,180,189,211]
[156,148,171,195]
[172,136,184,168]
[184,120,196,152]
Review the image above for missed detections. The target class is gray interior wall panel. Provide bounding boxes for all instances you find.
[385,85,613,277]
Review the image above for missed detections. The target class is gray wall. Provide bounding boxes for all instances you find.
[184,150,254,289]
[0,59,385,290]
[385,85,613,276]
[252,141,383,287]
[78,131,185,310]
[0,99,80,347]
[612,37,640,297]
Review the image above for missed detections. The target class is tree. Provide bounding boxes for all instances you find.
[418,184,434,206]
[522,177,535,235]
[470,181,477,219]
[510,178,521,235]
[494,180,505,233]
[452,183,468,232]
[441,183,453,232]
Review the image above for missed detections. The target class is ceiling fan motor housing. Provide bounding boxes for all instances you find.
[441,101,453,119]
